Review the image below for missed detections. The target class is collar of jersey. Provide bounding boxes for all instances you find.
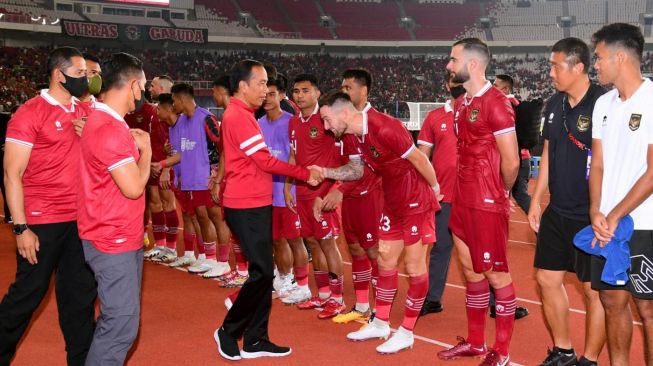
[615,78,652,104]
[357,105,370,144]
[444,100,453,113]
[94,102,125,123]
[300,103,319,123]
[463,81,492,106]
[40,89,76,113]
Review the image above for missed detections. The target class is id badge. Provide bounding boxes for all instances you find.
[586,149,592,180]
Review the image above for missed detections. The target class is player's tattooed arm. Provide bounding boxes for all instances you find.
[322,158,364,181]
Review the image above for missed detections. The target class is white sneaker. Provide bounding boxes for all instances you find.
[151,248,176,263]
[187,258,210,273]
[169,255,195,268]
[280,286,311,305]
[376,326,414,354]
[346,317,391,341]
[277,276,297,299]
[203,261,231,278]
[144,246,165,260]
[273,273,294,297]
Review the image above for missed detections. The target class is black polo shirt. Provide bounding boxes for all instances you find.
[542,83,606,221]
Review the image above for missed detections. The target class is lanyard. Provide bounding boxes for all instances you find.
[561,95,589,151]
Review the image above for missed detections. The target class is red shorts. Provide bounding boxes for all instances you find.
[273,206,301,241]
[449,205,509,273]
[342,188,383,249]
[148,168,175,187]
[297,198,340,239]
[175,190,215,215]
[379,208,435,245]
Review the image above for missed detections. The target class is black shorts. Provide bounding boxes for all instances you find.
[534,207,592,282]
[591,230,653,299]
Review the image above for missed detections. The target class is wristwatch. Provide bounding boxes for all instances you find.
[12,224,28,235]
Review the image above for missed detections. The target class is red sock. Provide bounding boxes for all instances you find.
[402,273,428,331]
[232,238,248,274]
[196,234,205,254]
[329,273,344,301]
[466,278,490,348]
[375,268,398,322]
[352,255,372,305]
[493,283,516,356]
[314,270,330,298]
[218,242,230,262]
[151,211,166,245]
[164,210,179,249]
[204,242,216,260]
[294,264,309,287]
[183,233,195,253]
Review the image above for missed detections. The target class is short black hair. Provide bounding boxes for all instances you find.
[276,73,288,92]
[229,59,264,93]
[157,75,174,84]
[47,46,84,77]
[495,74,514,89]
[212,74,232,95]
[453,37,491,64]
[318,90,352,108]
[342,69,372,93]
[267,77,280,88]
[293,74,319,89]
[102,52,143,90]
[592,23,644,61]
[157,93,173,106]
[171,83,194,98]
[82,52,100,64]
[551,37,591,73]
[264,63,278,80]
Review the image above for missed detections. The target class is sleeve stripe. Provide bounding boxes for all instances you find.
[493,127,516,136]
[5,138,34,148]
[401,144,416,159]
[348,154,361,160]
[245,142,267,156]
[108,157,136,171]
[417,139,434,147]
[239,134,263,149]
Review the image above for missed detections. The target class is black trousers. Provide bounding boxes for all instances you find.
[511,158,532,214]
[0,165,9,221]
[222,205,274,346]
[0,221,97,366]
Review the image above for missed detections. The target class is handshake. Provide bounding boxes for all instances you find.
[306,165,326,187]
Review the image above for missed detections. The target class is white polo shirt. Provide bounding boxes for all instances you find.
[592,78,653,230]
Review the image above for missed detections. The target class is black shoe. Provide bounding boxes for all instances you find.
[515,306,529,320]
[577,356,597,366]
[540,347,577,366]
[214,327,241,361]
[419,300,443,316]
[241,340,291,359]
[3,216,11,224]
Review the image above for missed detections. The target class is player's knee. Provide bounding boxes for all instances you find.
[148,201,163,212]
[535,270,558,289]
[404,261,425,277]
[599,291,629,313]
[348,243,365,257]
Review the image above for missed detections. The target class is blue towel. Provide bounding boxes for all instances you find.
[573,215,634,286]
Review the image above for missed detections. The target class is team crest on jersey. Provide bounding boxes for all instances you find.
[629,113,642,131]
[369,145,380,158]
[469,109,480,123]
[136,115,144,124]
[309,127,319,138]
[577,115,590,132]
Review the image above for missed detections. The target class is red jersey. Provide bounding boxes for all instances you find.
[222,97,309,209]
[340,105,382,198]
[417,101,457,203]
[150,111,169,162]
[124,102,155,131]
[289,104,340,200]
[344,107,437,215]
[453,82,516,214]
[5,89,86,225]
[78,102,144,253]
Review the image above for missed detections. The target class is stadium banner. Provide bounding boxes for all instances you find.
[61,20,208,44]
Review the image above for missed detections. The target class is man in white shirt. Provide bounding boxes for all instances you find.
[590,23,653,366]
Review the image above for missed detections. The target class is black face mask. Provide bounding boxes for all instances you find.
[133,88,146,113]
[60,72,89,98]
[450,85,466,99]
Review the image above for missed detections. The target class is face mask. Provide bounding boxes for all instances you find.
[60,72,89,98]
[132,87,146,113]
[450,85,466,99]
[87,74,102,96]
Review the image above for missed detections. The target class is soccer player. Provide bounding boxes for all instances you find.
[0,46,96,366]
[321,68,383,324]
[283,74,345,319]
[77,52,151,365]
[214,59,321,360]
[157,83,231,278]
[258,78,302,297]
[316,90,440,354]
[590,23,653,365]
[78,52,102,108]
[528,37,606,366]
[417,71,464,316]
[437,38,520,366]
[149,75,174,102]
